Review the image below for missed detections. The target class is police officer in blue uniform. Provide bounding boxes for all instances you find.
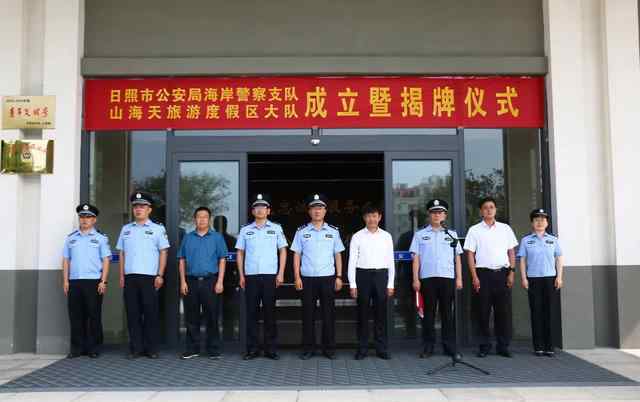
[235,194,288,360]
[291,194,345,360]
[410,199,463,360]
[116,191,170,359]
[518,208,564,357]
[178,206,228,360]
[62,203,111,358]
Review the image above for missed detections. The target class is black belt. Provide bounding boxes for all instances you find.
[476,267,509,272]
[356,268,389,271]
[186,274,217,281]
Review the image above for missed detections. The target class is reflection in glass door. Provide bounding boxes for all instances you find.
[387,155,458,341]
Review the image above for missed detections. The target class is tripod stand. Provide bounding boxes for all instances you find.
[427,224,490,376]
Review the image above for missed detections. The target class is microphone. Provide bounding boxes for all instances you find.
[441,222,458,248]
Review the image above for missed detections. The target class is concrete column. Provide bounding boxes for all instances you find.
[601,0,640,348]
[0,0,25,354]
[35,0,84,354]
[544,0,615,348]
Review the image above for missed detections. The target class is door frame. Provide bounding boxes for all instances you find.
[165,151,247,347]
[163,130,465,347]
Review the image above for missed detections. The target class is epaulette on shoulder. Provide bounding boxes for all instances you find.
[67,230,79,237]
[297,224,308,231]
[328,224,339,230]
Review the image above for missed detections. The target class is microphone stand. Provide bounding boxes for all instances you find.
[427,222,490,376]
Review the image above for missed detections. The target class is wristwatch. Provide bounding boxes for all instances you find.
[156,275,164,280]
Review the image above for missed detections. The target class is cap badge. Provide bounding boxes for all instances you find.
[136,193,142,199]
[434,200,440,206]
[83,205,89,211]
[314,194,319,200]
[539,209,544,213]
[257,194,263,200]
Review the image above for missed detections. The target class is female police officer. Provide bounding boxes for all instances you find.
[518,208,564,357]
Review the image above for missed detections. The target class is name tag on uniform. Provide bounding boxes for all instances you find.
[303,233,312,238]
[124,230,131,236]
[444,237,453,242]
[267,230,276,235]
[325,234,333,239]
[545,240,554,244]
[69,239,77,244]
[90,239,99,244]
[422,236,430,240]
[246,231,255,236]
[527,240,536,245]
[145,230,154,235]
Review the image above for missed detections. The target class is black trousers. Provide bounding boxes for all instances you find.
[301,275,335,353]
[475,268,512,352]
[124,274,160,354]
[67,279,102,355]
[528,276,559,351]
[184,275,221,354]
[356,268,389,354]
[245,274,277,354]
[421,277,456,354]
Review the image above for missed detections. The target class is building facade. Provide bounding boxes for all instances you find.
[0,0,638,354]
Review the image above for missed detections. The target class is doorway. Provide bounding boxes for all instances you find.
[248,153,384,345]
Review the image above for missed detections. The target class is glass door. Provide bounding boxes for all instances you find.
[165,152,247,347]
[385,152,465,343]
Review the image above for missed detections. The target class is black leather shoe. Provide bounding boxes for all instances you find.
[88,352,100,359]
[243,351,259,360]
[66,352,81,359]
[376,351,391,360]
[322,351,336,360]
[127,352,142,360]
[264,352,280,360]
[300,351,314,360]
[452,352,463,362]
[147,352,160,359]
[544,350,555,357]
[497,349,513,358]
[476,350,488,358]
[534,350,545,357]
[354,352,367,360]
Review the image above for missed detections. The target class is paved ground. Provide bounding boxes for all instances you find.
[0,348,638,401]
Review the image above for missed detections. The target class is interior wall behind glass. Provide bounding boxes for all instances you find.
[463,128,543,341]
[89,130,167,343]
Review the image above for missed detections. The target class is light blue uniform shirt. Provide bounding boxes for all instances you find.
[517,232,562,278]
[235,220,287,275]
[62,228,112,280]
[290,223,345,277]
[116,220,170,276]
[409,225,463,279]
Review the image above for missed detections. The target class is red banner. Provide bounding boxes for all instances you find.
[83,76,544,130]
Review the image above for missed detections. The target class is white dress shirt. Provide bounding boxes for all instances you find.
[463,220,518,269]
[347,227,395,288]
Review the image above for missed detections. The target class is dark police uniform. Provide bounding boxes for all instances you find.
[178,228,228,357]
[518,208,563,355]
[235,194,288,359]
[409,199,462,357]
[291,194,345,357]
[62,204,111,358]
[116,192,170,358]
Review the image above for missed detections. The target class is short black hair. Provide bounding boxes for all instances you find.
[478,196,497,209]
[193,206,212,218]
[361,202,383,216]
